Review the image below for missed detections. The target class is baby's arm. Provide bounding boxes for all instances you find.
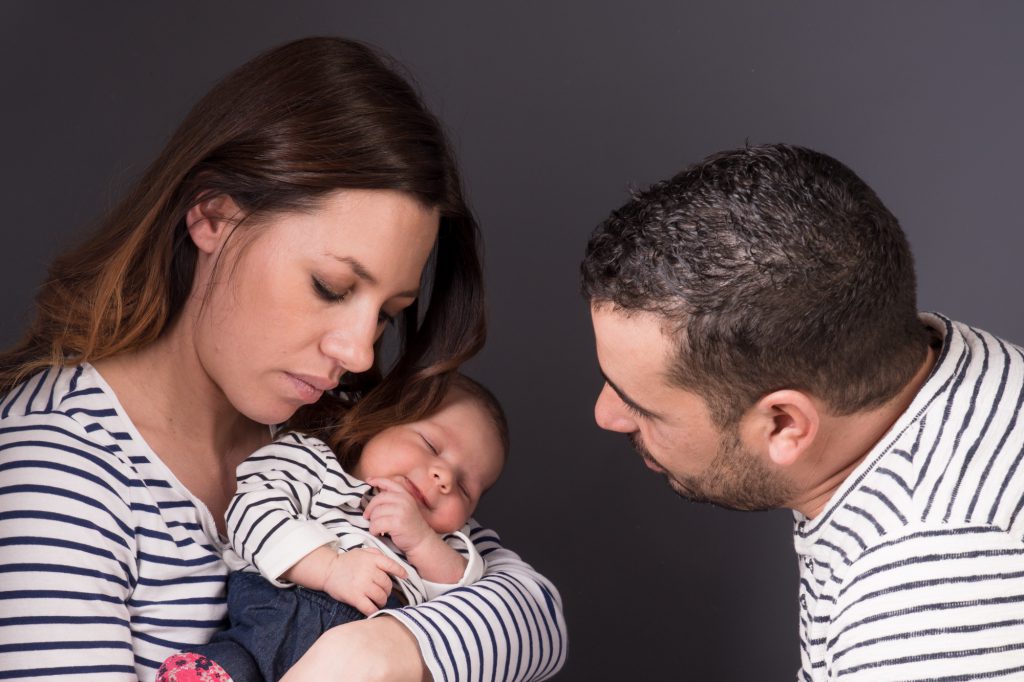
[362,477,469,584]
[282,544,407,616]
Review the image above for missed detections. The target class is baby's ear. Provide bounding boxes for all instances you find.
[746,389,820,468]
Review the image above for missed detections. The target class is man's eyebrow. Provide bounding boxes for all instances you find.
[600,371,660,419]
[330,254,420,298]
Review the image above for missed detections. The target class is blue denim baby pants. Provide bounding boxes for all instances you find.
[192,570,396,682]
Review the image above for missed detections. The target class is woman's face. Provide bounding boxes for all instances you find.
[190,189,439,425]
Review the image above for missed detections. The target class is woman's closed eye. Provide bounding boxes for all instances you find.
[312,276,348,303]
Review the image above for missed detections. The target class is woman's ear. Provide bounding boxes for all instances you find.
[186,194,242,254]
[748,390,820,468]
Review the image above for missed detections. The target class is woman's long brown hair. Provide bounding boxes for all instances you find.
[0,37,485,454]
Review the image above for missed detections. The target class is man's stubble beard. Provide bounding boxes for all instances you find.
[629,428,792,512]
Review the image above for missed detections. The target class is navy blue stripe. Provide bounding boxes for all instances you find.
[923,336,981,517]
[0,589,122,603]
[0,509,133,548]
[832,617,1024,663]
[0,455,129,499]
[136,574,225,587]
[915,663,1024,682]
[1,372,32,419]
[449,591,501,682]
[241,452,322,482]
[838,641,1024,676]
[0,536,131,578]
[43,368,60,414]
[24,369,50,414]
[137,551,220,568]
[0,484,134,538]
[861,486,908,525]
[0,614,129,628]
[67,365,84,394]
[0,665,136,679]
[0,562,129,589]
[486,575,536,680]
[913,345,970,494]
[416,602,473,682]
[0,639,132,654]
[990,346,1024,523]
[832,592,1024,647]
[945,329,1003,521]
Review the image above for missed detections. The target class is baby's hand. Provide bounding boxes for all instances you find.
[363,477,437,555]
[323,547,407,616]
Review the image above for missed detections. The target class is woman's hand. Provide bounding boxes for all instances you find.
[280,616,431,682]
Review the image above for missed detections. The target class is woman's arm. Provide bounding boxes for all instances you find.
[0,412,138,679]
[285,520,567,682]
[281,615,430,682]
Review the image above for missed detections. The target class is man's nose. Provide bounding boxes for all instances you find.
[594,383,638,433]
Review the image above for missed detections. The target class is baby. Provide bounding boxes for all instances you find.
[158,374,507,682]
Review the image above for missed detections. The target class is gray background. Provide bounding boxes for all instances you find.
[3,2,1023,679]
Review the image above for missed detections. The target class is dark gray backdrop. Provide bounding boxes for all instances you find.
[3,2,1023,680]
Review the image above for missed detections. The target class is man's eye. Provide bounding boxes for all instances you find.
[312,276,347,302]
[624,402,648,419]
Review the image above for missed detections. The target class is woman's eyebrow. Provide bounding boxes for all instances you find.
[328,254,420,298]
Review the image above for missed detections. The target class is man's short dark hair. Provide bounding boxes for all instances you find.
[581,143,930,425]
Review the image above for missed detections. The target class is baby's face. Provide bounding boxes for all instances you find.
[353,389,505,534]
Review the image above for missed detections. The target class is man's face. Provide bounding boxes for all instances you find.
[590,304,791,511]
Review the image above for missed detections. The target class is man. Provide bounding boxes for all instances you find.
[581,143,1024,680]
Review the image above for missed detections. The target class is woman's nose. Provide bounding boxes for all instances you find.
[594,382,639,434]
[319,314,377,374]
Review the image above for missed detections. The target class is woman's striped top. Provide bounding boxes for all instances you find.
[795,314,1024,680]
[0,364,566,681]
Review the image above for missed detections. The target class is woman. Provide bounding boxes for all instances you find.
[0,37,565,681]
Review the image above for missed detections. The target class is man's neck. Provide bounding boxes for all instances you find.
[790,344,938,519]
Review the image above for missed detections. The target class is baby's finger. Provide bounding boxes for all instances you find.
[374,554,408,580]
[366,477,405,494]
[363,492,401,518]
[368,579,391,608]
[352,594,380,617]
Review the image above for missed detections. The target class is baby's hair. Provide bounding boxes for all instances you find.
[448,373,510,461]
[332,372,509,470]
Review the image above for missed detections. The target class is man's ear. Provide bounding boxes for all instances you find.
[746,390,820,468]
[186,194,242,255]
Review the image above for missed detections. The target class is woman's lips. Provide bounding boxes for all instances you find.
[285,372,336,404]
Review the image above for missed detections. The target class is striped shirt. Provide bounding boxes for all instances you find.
[795,314,1024,680]
[223,432,485,606]
[0,364,566,681]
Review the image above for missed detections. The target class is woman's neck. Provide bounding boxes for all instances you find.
[93,320,269,530]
